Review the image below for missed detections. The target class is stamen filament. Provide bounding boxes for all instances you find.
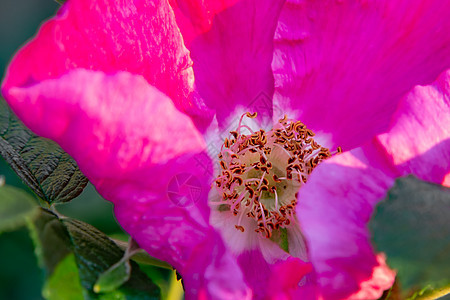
[212,112,340,238]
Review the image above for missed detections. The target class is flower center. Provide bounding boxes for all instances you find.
[212,112,341,238]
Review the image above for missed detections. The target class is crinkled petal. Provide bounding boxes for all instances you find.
[376,70,450,186]
[297,150,396,300]
[2,69,249,298]
[2,0,210,124]
[171,0,285,125]
[273,0,450,150]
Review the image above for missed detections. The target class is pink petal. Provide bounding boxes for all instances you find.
[376,70,450,186]
[297,70,450,298]
[2,69,249,298]
[171,0,285,124]
[297,150,396,299]
[168,0,238,46]
[273,0,450,150]
[2,0,210,125]
[236,249,315,300]
[348,254,396,300]
[266,257,316,300]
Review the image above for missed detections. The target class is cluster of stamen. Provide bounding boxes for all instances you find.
[213,112,342,238]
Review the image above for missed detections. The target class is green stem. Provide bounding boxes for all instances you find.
[111,239,173,270]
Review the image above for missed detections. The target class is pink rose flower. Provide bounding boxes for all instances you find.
[2,0,450,299]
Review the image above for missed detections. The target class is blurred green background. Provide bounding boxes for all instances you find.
[0,1,124,299]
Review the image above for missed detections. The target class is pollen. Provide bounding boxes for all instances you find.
[212,113,341,238]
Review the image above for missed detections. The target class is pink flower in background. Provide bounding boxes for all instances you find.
[2,0,450,299]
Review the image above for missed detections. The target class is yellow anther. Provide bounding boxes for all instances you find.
[246,112,258,118]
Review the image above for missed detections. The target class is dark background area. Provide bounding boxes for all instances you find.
[0,1,124,299]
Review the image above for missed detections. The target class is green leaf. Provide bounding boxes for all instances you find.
[28,208,160,299]
[63,219,160,299]
[370,176,450,295]
[407,285,450,300]
[43,253,84,300]
[0,184,38,232]
[94,260,131,293]
[0,98,88,204]
[27,208,73,274]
